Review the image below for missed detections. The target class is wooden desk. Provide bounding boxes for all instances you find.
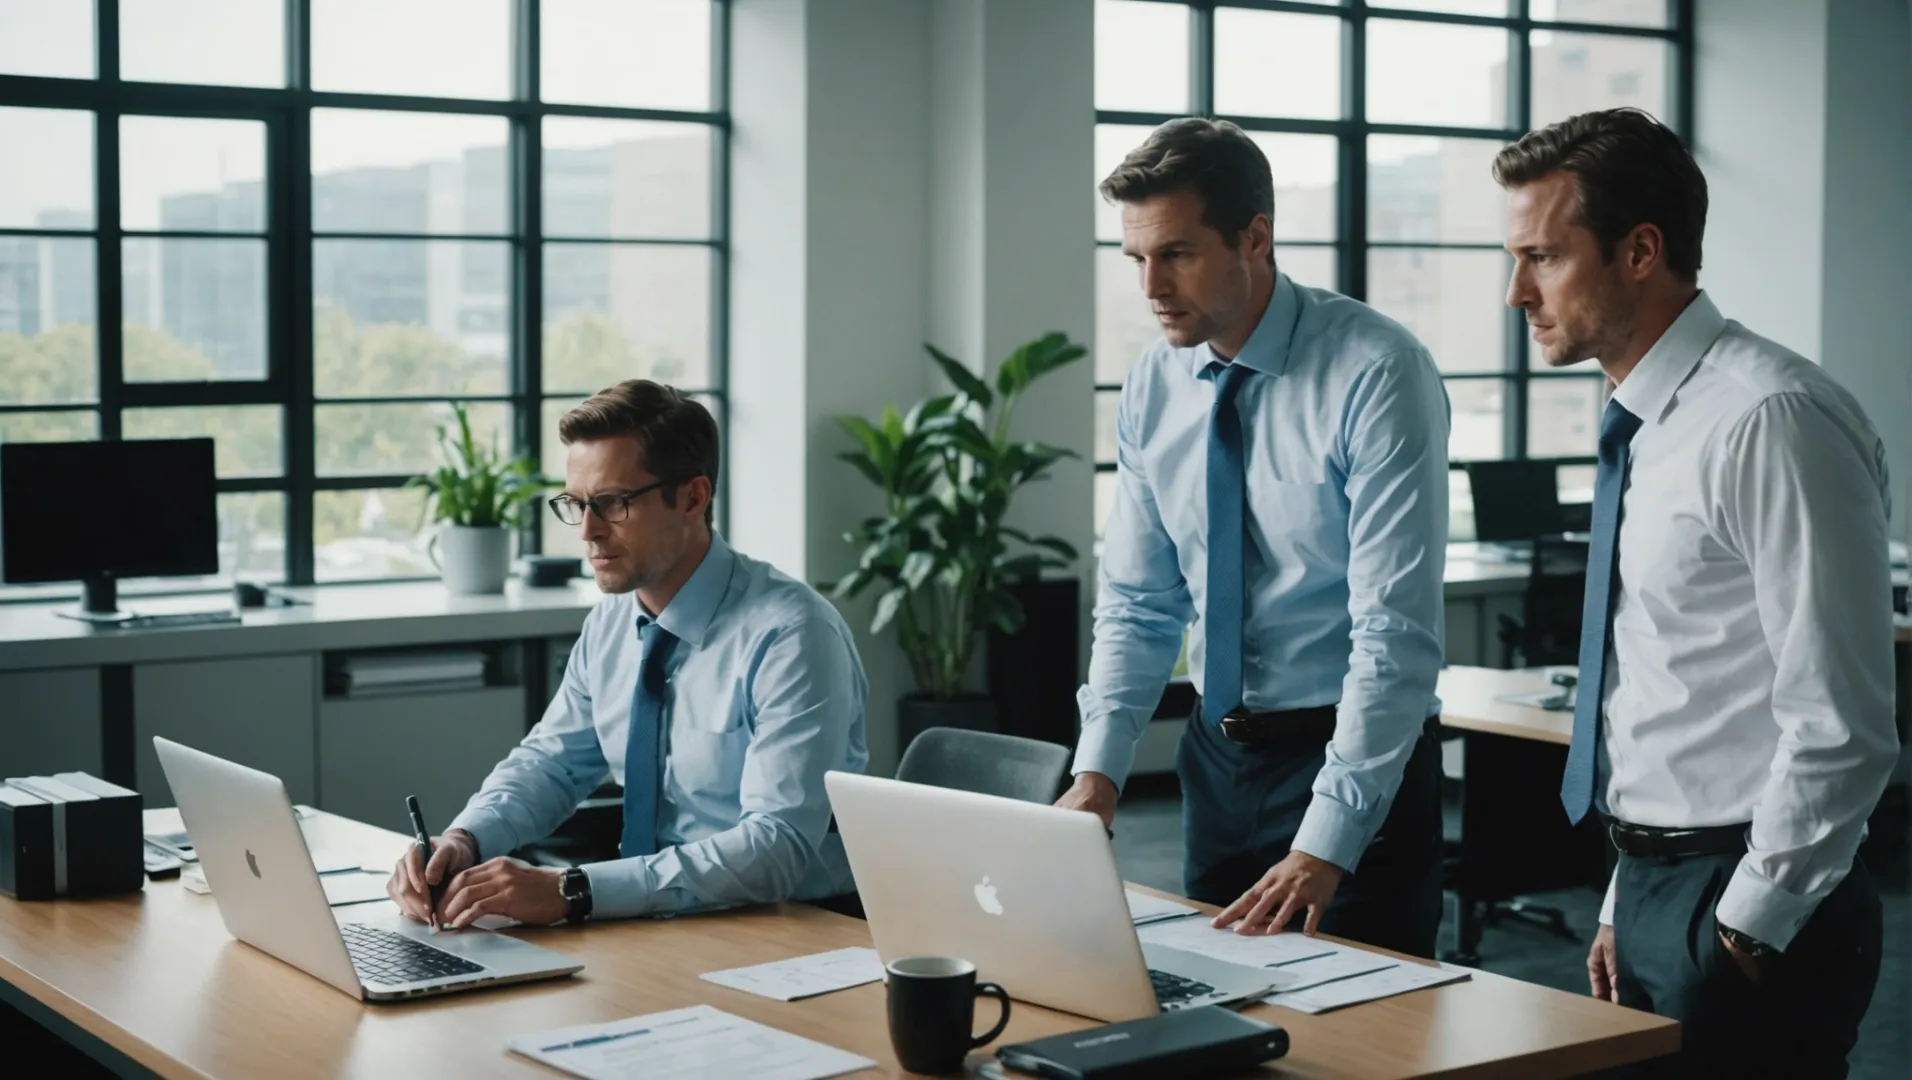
[0,810,1676,1080]
[1437,667,1598,967]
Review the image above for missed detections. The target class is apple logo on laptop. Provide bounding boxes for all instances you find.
[973,875,1004,916]
[245,850,262,879]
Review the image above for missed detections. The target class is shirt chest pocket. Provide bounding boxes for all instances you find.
[664,694,749,798]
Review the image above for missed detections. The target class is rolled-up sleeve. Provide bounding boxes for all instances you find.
[1073,379,1194,790]
[1711,394,1898,951]
[585,618,865,918]
[1293,350,1449,872]
[449,618,610,862]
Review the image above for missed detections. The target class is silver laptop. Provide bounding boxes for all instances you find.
[826,771,1278,1023]
[153,737,582,1001]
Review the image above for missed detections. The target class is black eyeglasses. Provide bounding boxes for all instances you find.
[547,479,673,526]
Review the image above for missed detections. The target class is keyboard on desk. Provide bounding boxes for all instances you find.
[341,923,485,985]
[1149,968,1217,1006]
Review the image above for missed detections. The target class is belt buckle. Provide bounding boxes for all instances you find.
[1219,709,1258,745]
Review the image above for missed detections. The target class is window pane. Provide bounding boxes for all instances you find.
[0,410,97,444]
[542,0,713,111]
[1367,21,1511,129]
[123,406,283,478]
[1094,389,1119,463]
[540,393,722,555]
[1384,0,1510,14]
[1214,9,1341,121]
[1279,246,1338,292]
[1532,0,1671,29]
[120,117,266,232]
[1448,467,1474,540]
[313,240,509,396]
[1248,133,1338,242]
[1368,248,1507,373]
[312,111,509,236]
[543,244,711,392]
[314,487,435,581]
[1095,124,1158,243]
[1368,135,1507,244]
[0,108,94,229]
[544,119,713,240]
[1447,379,1506,461]
[1094,246,1153,383]
[122,238,267,381]
[312,0,510,100]
[1095,470,1116,539]
[315,401,510,477]
[0,0,93,78]
[1557,463,1595,505]
[218,492,285,581]
[1526,378,1603,458]
[1530,31,1671,129]
[0,238,96,403]
[120,0,284,88]
[1095,0,1189,114]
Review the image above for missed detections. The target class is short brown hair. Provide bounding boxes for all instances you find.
[1493,107,1707,282]
[1099,117,1274,262]
[558,379,719,527]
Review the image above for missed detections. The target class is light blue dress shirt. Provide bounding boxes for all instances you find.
[449,534,870,918]
[1073,273,1450,872]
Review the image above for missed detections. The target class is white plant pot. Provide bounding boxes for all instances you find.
[432,524,512,595]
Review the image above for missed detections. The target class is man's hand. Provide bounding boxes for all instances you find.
[1054,772,1118,831]
[387,829,479,927]
[1718,929,1773,987]
[1211,851,1344,936]
[1588,923,1619,1002]
[439,857,568,929]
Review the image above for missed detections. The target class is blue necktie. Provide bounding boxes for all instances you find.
[621,623,678,858]
[1203,361,1253,725]
[1561,399,1644,825]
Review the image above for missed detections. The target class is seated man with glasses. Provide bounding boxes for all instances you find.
[385,379,869,927]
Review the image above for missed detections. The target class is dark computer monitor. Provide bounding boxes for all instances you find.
[1,438,219,618]
[1465,460,1566,544]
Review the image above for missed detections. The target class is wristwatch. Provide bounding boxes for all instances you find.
[559,867,593,924]
[1718,924,1777,958]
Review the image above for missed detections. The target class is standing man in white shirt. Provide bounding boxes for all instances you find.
[1499,107,1897,1077]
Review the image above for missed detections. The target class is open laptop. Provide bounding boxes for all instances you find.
[826,772,1280,1023]
[153,737,582,1001]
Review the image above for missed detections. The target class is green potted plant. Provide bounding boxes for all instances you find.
[407,403,554,595]
[826,332,1085,746]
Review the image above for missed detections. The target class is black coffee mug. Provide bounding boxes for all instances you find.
[885,956,1011,1074]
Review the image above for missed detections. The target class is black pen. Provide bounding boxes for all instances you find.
[405,795,443,930]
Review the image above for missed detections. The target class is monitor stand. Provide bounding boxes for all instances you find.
[55,572,139,625]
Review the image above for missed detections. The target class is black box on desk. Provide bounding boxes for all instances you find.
[0,773,144,899]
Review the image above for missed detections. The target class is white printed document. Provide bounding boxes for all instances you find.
[1264,961,1472,1014]
[506,1005,875,1080]
[699,947,884,1001]
[1125,889,1200,926]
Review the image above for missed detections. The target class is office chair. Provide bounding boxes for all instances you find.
[812,727,1073,920]
[512,787,625,869]
[1495,534,1589,668]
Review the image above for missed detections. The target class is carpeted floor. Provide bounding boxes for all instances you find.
[1112,774,1911,1079]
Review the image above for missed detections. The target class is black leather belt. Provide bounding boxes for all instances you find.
[1194,698,1339,746]
[1606,818,1749,859]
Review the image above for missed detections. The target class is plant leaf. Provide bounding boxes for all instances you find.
[924,343,994,409]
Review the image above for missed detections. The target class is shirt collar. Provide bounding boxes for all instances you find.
[1609,291,1727,426]
[1189,272,1302,380]
[636,532,736,647]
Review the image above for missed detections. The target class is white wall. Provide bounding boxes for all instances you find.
[1697,0,1912,539]
[730,0,1095,772]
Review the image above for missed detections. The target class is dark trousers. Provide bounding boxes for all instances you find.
[1613,851,1882,1079]
[1176,712,1446,959]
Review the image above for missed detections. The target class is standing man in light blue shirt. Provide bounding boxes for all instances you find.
[1056,119,1450,957]
[385,380,869,927]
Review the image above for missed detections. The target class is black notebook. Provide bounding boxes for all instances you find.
[995,1005,1289,1080]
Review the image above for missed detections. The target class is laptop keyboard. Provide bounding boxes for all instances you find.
[1149,968,1216,1006]
[341,923,485,985]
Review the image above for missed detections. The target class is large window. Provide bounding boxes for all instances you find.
[1092,0,1691,538]
[0,0,727,589]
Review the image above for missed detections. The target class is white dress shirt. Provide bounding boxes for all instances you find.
[1595,291,1899,951]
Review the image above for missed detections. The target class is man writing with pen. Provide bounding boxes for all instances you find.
[386,381,870,928]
